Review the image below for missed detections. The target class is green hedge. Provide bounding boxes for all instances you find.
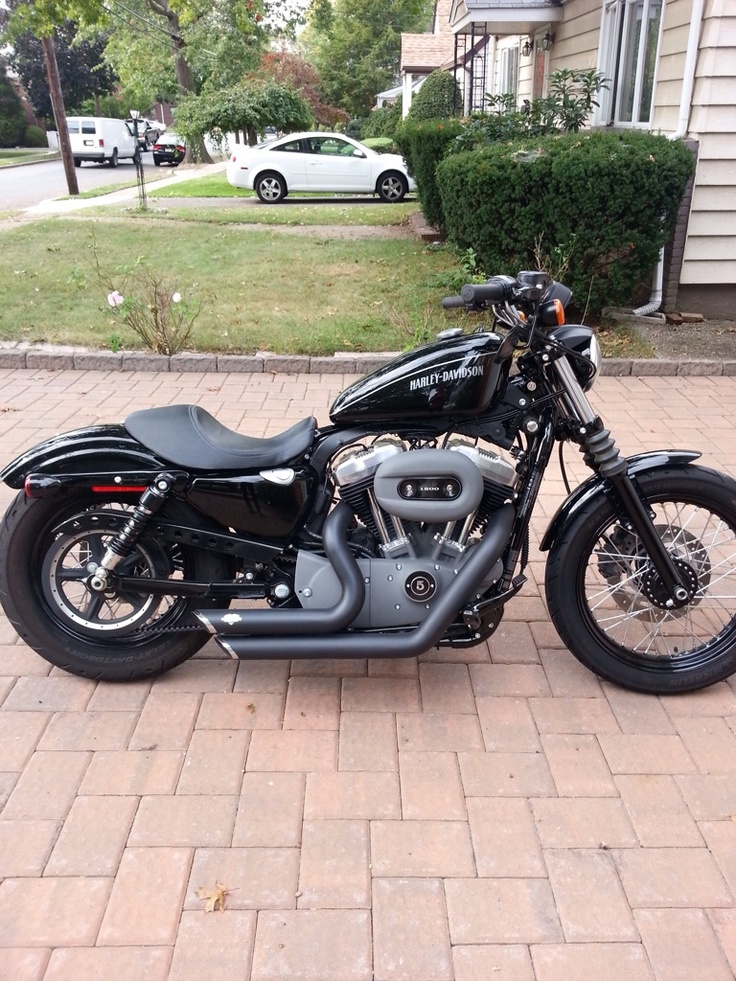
[408,70,462,122]
[24,125,48,148]
[436,130,695,317]
[393,117,464,229]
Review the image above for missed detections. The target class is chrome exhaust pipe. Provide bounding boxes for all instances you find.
[215,504,514,660]
[194,501,364,636]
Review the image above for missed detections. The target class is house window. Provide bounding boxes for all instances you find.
[603,0,663,126]
[499,44,519,98]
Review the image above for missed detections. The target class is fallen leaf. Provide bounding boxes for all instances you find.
[197,881,230,912]
[247,703,256,714]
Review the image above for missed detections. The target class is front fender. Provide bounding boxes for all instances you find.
[540,450,701,552]
[1,424,172,490]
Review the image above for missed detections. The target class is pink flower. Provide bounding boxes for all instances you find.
[107,290,124,307]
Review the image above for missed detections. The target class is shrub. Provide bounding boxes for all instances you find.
[408,70,462,121]
[436,130,694,318]
[362,101,402,140]
[362,136,398,154]
[0,74,26,148]
[344,117,365,139]
[24,124,48,148]
[393,117,464,229]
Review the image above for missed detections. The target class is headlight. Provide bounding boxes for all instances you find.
[548,325,601,391]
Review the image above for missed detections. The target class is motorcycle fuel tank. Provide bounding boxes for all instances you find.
[330,331,510,424]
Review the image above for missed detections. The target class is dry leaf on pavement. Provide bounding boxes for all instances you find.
[197,881,230,912]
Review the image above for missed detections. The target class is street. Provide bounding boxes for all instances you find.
[0,151,160,210]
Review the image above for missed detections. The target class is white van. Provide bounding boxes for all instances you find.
[66,117,138,168]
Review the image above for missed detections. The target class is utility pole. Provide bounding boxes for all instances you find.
[41,34,79,196]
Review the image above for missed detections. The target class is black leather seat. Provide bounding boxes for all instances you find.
[124,404,317,471]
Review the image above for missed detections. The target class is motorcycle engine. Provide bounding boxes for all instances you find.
[294,439,519,629]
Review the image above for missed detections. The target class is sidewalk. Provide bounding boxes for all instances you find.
[0,367,735,981]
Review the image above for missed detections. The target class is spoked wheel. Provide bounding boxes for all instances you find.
[546,466,736,693]
[0,492,230,681]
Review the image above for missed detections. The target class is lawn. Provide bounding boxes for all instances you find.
[0,217,465,355]
[0,148,59,168]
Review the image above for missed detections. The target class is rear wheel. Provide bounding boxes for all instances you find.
[377,171,407,203]
[546,466,736,693]
[109,148,119,168]
[255,171,286,203]
[0,491,230,681]
[73,157,81,168]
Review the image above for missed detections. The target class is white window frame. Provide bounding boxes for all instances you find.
[596,0,664,128]
[498,41,520,99]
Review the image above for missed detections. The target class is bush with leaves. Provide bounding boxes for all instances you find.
[23,124,47,147]
[0,72,26,148]
[174,80,313,150]
[408,70,462,121]
[451,69,607,154]
[393,117,464,229]
[437,130,694,318]
[363,100,403,140]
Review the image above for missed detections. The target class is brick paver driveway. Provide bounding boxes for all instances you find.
[0,366,735,980]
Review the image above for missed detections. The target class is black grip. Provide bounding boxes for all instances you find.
[460,278,511,304]
[441,295,466,309]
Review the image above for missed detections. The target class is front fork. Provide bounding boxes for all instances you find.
[551,356,691,609]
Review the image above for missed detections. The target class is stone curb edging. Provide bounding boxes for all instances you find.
[1,343,735,377]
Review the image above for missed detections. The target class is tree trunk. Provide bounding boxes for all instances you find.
[41,35,78,196]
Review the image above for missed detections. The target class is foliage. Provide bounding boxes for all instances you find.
[7,13,116,120]
[393,117,464,229]
[302,0,433,118]
[452,69,607,153]
[362,100,402,139]
[344,117,364,139]
[436,130,695,318]
[24,124,48,147]
[252,51,347,128]
[173,80,313,149]
[362,137,398,154]
[92,242,202,355]
[408,70,462,121]
[0,71,26,147]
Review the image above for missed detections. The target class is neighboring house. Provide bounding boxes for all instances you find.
[400,0,735,317]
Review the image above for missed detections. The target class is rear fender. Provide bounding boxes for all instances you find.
[540,450,701,552]
[1,424,176,492]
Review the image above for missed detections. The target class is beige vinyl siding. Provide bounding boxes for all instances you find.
[549,0,601,72]
[680,1,736,285]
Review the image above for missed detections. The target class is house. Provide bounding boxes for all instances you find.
[400,0,735,317]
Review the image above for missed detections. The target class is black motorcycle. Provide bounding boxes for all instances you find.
[1,271,735,693]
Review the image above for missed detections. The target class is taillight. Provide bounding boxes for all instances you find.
[99,138,104,147]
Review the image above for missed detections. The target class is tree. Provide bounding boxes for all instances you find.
[0,64,27,147]
[255,51,347,128]
[10,21,117,120]
[173,80,313,149]
[303,0,433,118]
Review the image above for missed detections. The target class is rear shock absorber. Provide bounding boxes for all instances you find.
[88,473,178,592]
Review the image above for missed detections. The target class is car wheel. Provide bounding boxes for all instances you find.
[73,158,81,168]
[255,171,287,204]
[109,148,119,168]
[377,171,407,203]
[153,158,161,166]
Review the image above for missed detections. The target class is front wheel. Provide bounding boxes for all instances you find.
[255,171,286,203]
[0,491,230,681]
[545,466,736,693]
[377,171,407,203]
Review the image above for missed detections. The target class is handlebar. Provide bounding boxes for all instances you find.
[441,295,466,309]
[460,279,512,304]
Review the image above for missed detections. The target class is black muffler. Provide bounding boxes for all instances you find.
[215,503,515,660]
[193,501,364,636]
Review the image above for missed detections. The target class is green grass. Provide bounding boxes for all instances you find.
[0,148,59,167]
[0,218,463,355]
[149,171,253,198]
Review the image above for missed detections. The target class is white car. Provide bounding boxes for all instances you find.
[226,132,416,204]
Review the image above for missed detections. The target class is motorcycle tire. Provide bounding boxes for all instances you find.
[545,465,736,693]
[0,491,230,682]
